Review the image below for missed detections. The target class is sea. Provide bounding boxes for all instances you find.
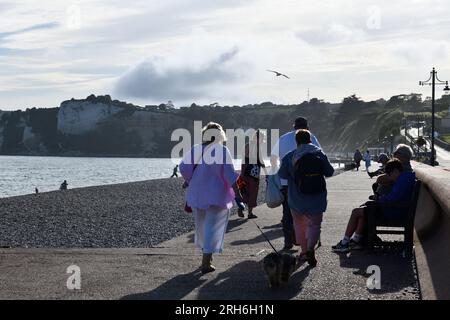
[0,155,343,198]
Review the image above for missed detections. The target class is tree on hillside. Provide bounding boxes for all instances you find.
[309,98,324,106]
[337,95,365,120]
[386,93,423,111]
[260,101,274,107]
[342,94,364,109]
[437,95,450,112]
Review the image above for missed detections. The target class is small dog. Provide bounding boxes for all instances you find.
[262,252,298,288]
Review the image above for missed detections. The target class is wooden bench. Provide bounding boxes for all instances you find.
[366,179,422,257]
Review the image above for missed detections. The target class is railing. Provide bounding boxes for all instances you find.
[435,137,450,151]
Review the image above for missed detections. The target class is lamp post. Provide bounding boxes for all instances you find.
[419,68,450,166]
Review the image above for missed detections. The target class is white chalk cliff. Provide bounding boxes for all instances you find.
[57,98,122,135]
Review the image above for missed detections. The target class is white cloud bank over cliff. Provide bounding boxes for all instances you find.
[1,0,450,109]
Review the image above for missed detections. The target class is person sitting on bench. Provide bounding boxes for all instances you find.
[368,153,389,179]
[332,159,416,253]
[371,144,414,199]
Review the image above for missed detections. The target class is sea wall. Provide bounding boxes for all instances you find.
[413,162,450,300]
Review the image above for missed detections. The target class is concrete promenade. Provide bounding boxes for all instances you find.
[0,170,420,300]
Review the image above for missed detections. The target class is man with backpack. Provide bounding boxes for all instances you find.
[271,117,322,251]
[278,130,334,267]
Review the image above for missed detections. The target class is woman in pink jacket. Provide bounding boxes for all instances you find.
[180,122,239,274]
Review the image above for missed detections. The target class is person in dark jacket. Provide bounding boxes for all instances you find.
[332,159,416,253]
[60,180,68,190]
[354,149,363,171]
[373,144,414,197]
[170,165,179,178]
[270,117,322,251]
[278,130,334,267]
[239,130,267,219]
[368,153,389,179]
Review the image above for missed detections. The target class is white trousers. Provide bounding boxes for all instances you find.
[193,206,230,254]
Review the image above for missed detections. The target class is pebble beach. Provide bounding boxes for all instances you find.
[0,178,266,248]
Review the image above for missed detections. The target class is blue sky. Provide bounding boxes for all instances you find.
[0,0,450,110]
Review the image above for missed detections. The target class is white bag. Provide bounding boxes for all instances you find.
[265,174,284,208]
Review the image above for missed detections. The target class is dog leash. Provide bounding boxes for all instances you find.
[251,219,322,252]
[251,220,279,255]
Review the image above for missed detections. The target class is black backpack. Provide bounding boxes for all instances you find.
[293,152,326,194]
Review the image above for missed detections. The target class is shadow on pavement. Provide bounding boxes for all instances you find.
[262,223,282,230]
[229,228,283,246]
[226,218,250,233]
[120,260,312,300]
[337,250,418,295]
[197,260,311,300]
[120,270,207,300]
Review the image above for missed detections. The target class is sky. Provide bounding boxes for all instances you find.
[1,0,450,110]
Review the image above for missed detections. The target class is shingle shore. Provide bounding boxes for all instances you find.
[0,178,266,248]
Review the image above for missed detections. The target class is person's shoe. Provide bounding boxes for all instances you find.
[237,208,244,218]
[296,252,308,266]
[201,253,216,274]
[349,239,364,250]
[282,244,294,251]
[248,213,258,219]
[367,171,374,178]
[332,241,350,253]
[306,250,317,267]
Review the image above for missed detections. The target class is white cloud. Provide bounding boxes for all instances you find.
[296,24,368,46]
[1,0,450,109]
[114,47,241,101]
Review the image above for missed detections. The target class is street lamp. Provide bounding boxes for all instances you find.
[419,67,449,166]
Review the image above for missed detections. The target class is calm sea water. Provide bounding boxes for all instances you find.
[0,155,342,198]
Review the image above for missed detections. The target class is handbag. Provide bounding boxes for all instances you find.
[265,173,284,208]
[183,146,205,213]
[244,164,261,179]
[184,162,198,213]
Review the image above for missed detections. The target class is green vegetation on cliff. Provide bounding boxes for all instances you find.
[0,93,448,157]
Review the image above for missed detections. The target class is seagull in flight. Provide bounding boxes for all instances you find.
[267,70,290,79]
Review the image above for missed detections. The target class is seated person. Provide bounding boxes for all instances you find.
[332,159,416,253]
[368,153,389,179]
[372,144,414,198]
[369,153,389,197]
